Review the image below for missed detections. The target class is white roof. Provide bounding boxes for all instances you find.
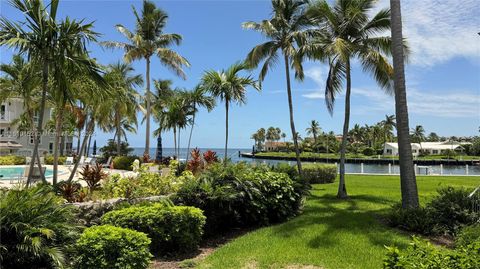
[385,141,464,150]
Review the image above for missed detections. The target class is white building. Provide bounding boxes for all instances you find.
[383,141,468,157]
[0,97,73,156]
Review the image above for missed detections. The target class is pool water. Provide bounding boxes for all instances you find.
[0,167,54,180]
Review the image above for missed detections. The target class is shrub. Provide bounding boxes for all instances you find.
[426,187,479,234]
[302,163,337,184]
[54,180,86,202]
[112,156,138,171]
[203,150,218,165]
[384,236,480,269]
[75,225,152,269]
[101,204,205,253]
[0,185,79,269]
[80,163,107,193]
[386,202,435,234]
[99,139,134,162]
[272,162,299,180]
[362,147,376,156]
[0,155,25,165]
[186,148,203,174]
[45,155,67,165]
[456,224,480,248]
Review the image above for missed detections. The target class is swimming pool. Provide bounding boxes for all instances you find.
[0,166,55,180]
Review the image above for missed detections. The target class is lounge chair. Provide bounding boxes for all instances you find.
[25,157,31,164]
[84,157,93,165]
[65,157,74,165]
[102,156,113,169]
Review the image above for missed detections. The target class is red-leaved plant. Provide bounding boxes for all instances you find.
[80,163,107,193]
[203,150,218,165]
[187,148,204,174]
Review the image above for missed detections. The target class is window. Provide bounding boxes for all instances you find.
[0,129,4,137]
[30,135,41,145]
[412,149,417,153]
[33,111,39,123]
[386,149,392,154]
[0,105,5,120]
[432,150,438,154]
[49,143,53,154]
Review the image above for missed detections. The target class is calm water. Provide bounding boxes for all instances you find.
[125,148,480,176]
[0,167,54,180]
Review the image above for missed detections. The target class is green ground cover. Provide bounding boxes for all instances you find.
[253,151,480,161]
[197,175,480,269]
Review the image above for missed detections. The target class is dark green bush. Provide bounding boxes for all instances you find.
[386,202,435,234]
[272,162,299,180]
[75,225,152,269]
[101,203,205,253]
[0,155,25,165]
[45,155,67,165]
[99,139,134,163]
[456,224,480,248]
[362,147,376,156]
[384,236,480,269]
[0,185,79,269]
[173,163,304,235]
[302,163,337,184]
[112,156,138,171]
[427,187,479,235]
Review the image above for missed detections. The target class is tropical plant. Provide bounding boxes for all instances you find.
[411,125,426,151]
[382,114,396,144]
[243,0,310,174]
[306,120,321,149]
[0,185,79,268]
[304,0,397,198]
[149,79,174,161]
[202,62,259,163]
[389,0,419,208]
[102,0,190,156]
[80,163,107,193]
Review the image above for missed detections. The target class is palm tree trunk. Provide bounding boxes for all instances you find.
[144,56,151,157]
[53,101,65,185]
[27,61,48,186]
[86,134,92,157]
[337,59,351,199]
[390,0,419,209]
[68,117,94,182]
[116,113,121,156]
[224,101,229,165]
[173,127,177,159]
[186,105,196,162]
[76,128,81,155]
[283,54,302,174]
[178,128,181,159]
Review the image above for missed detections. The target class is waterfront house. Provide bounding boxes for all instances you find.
[383,141,468,157]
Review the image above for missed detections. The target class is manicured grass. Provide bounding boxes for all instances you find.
[198,175,480,269]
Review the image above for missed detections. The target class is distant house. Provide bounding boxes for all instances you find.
[264,141,287,151]
[383,141,469,157]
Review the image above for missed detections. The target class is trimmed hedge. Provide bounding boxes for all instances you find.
[112,156,138,171]
[302,163,337,184]
[75,225,152,269]
[45,155,67,165]
[101,204,205,253]
[0,155,25,165]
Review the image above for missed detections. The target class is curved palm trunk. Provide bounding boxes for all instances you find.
[116,113,121,156]
[337,59,351,199]
[390,0,419,209]
[68,117,94,182]
[53,100,65,185]
[144,57,151,157]
[173,127,177,159]
[224,101,229,165]
[283,55,302,174]
[186,106,196,162]
[178,128,181,159]
[27,61,48,186]
[76,128,82,155]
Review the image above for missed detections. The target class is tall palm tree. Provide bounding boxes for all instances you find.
[0,0,101,184]
[184,85,215,161]
[102,0,190,158]
[411,125,425,151]
[202,62,259,164]
[150,79,173,161]
[390,0,419,208]
[382,114,396,144]
[103,62,143,156]
[305,0,396,199]
[306,120,321,148]
[243,0,310,174]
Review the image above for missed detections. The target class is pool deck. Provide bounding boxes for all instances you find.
[0,164,136,188]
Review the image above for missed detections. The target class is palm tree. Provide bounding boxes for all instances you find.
[102,0,190,158]
[411,125,426,151]
[243,0,310,174]
[1,0,101,184]
[103,62,143,156]
[305,0,396,199]
[390,0,419,208]
[306,120,321,149]
[150,79,174,161]
[202,62,259,164]
[382,114,396,145]
[184,85,215,161]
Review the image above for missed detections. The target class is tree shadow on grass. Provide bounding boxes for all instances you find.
[270,191,409,250]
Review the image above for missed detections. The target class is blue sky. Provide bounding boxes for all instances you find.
[1,0,479,149]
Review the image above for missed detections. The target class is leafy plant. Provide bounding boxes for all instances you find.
[99,139,134,161]
[54,180,83,202]
[203,150,218,165]
[112,155,138,171]
[0,155,25,165]
[456,224,480,248]
[386,202,435,234]
[0,185,79,268]
[101,203,205,253]
[302,164,337,184]
[75,225,152,269]
[187,148,204,174]
[80,163,107,193]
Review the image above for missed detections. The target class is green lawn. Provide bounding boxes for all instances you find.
[197,175,480,269]
[254,151,480,161]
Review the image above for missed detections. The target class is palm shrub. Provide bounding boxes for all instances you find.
[75,225,152,269]
[0,185,79,269]
[302,164,337,184]
[112,155,138,170]
[101,203,205,253]
[80,163,107,193]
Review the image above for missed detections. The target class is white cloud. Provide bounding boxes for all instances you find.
[375,0,480,67]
